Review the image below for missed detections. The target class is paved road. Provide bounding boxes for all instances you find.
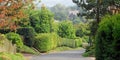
[30,49,95,60]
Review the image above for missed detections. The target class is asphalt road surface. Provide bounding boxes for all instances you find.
[30,49,95,60]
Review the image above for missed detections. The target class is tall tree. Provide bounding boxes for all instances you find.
[0,0,34,31]
[30,4,54,33]
[57,20,76,39]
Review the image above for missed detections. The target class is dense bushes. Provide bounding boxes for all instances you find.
[17,27,36,47]
[74,23,90,43]
[95,14,120,60]
[57,20,76,39]
[0,29,11,34]
[6,32,23,48]
[30,6,53,33]
[34,33,58,52]
[0,52,25,60]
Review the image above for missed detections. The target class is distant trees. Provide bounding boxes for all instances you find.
[50,4,81,24]
[50,4,69,21]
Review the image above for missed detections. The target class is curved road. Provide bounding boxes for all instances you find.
[30,49,95,60]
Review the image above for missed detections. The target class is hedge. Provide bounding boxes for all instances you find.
[95,14,120,60]
[34,33,58,52]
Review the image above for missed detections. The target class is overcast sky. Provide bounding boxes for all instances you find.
[38,0,76,7]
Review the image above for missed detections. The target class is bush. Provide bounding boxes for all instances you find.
[6,32,23,48]
[95,14,120,60]
[0,29,11,34]
[17,27,36,47]
[30,7,53,33]
[0,52,25,60]
[82,36,89,43]
[34,33,58,52]
[83,46,95,57]
[57,20,76,39]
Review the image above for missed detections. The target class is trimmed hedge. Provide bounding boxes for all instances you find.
[34,33,58,52]
[95,14,120,60]
[17,27,36,47]
[57,37,82,48]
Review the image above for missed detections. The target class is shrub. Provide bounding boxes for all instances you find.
[17,27,36,47]
[34,33,58,52]
[0,52,25,60]
[6,32,23,48]
[95,14,120,60]
[82,36,89,43]
[83,46,95,57]
[57,20,76,39]
[30,7,53,33]
[75,22,90,37]
[0,29,11,34]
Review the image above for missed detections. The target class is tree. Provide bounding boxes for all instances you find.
[30,4,54,33]
[73,0,120,35]
[73,0,120,19]
[50,4,69,21]
[0,0,34,31]
[57,20,76,39]
[96,14,120,60]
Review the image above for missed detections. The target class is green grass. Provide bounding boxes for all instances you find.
[19,45,40,54]
[49,46,82,52]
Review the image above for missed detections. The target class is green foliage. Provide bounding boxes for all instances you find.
[83,46,95,57]
[82,36,89,43]
[20,45,38,54]
[0,29,11,34]
[30,6,53,33]
[57,37,82,48]
[95,14,120,60]
[75,22,90,37]
[17,27,36,47]
[0,52,25,60]
[57,20,76,39]
[18,18,30,27]
[6,32,23,48]
[74,38,83,47]
[74,22,90,44]
[34,33,58,52]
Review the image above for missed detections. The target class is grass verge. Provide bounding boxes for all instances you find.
[20,45,40,55]
[49,46,82,53]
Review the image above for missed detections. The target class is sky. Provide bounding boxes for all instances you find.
[38,0,76,7]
